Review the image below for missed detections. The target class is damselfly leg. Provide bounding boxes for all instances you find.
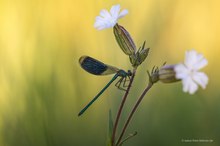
[115,76,131,91]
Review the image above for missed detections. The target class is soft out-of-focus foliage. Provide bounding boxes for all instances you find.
[0,0,219,146]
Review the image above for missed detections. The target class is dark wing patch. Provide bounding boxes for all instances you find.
[79,56,107,75]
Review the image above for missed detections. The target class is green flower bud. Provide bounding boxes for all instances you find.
[159,65,180,83]
[129,41,150,68]
[113,24,136,55]
[139,46,150,64]
[150,71,159,84]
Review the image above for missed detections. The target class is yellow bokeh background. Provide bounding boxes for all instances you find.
[0,0,220,145]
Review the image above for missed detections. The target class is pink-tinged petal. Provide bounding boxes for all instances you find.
[192,72,209,89]
[118,9,128,18]
[110,4,120,18]
[182,77,198,94]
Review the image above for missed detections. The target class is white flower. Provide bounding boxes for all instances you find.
[174,50,208,94]
[94,4,128,30]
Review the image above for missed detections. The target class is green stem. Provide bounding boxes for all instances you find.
[118,131,137,146]
[111,68,137,145]
[116,83,153,146]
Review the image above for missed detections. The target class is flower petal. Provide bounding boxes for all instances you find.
[110,4,120,18]
[118,9,128,18]
[182,77,198,94]
[184,50,208,70]
[94,16,105,24]
[94,4,128,30]
[100,9,111,19]
[176,49,208,94]
[94,17,106,30]
[184,50,197,69]
[192,72,209,89]
[174,64,189,79]
[194,57,208,70]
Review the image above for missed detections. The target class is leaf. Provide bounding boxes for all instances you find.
[106,109,114,146]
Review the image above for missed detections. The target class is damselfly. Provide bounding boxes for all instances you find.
[78,56,132,116]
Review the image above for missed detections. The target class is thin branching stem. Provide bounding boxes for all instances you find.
[116,83,153,146]
[111,68,137,145]
[118,131,137,146]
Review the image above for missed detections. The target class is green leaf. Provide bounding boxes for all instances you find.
[106,109,114,146]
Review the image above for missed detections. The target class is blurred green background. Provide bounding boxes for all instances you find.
[0,0,219,146]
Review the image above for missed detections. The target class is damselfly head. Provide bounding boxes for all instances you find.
[117,69,129,77]
[127,70,132,76]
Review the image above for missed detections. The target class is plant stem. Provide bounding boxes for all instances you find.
[118,131,137,146]
[111,68,137,145]
[116,83,153,146]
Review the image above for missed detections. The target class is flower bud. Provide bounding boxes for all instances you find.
[159,65,180,83]
[113,24,136,55]
[129,42,149,68]
[139,47,150,64]
[129,54,138,67]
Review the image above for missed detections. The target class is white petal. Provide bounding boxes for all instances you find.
[110,4,120,18]
[96,16,104,20]
[177,49,208,94]
[94,4,128,30]
[191,50,207,70]
[192,72,209,89]
[94,18,105,29]
[106,21,115,28]
[184,50,197,69]
[184,50,208,71]
[100,9,111,18]
[95,16,105,23]
[174,64,189,79]
[94,20,107,30]
[94,24,105,30]
[94,15,114,30]
[194,57,208,70]
[118,9,128,18]
[94,23,101,29]
[182,77,198,94]
[100,9,111,20]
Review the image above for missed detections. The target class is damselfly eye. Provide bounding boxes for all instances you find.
[127,70,132,76]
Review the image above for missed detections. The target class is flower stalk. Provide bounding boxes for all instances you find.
[116,82,153,146]
[115,68,157,145]
[111,68,137,145]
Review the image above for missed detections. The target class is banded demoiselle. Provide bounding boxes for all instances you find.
[78,56,132,116]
